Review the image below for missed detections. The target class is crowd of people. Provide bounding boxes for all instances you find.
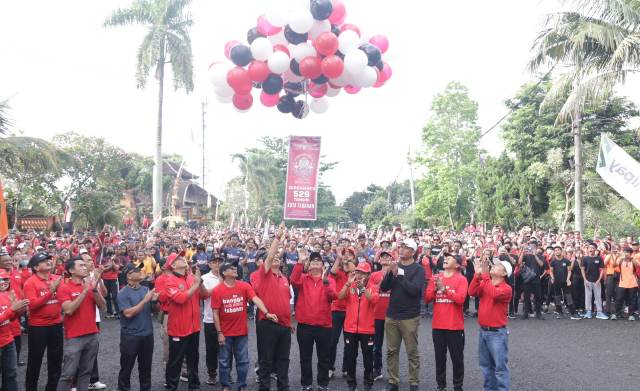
[0,223,638,391]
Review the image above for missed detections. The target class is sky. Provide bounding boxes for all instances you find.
[0,0,565,202]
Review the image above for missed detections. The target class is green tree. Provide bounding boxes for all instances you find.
[415,81,481,229]
[342,184,384,223]
[105,0,194,229]
[362,197,389,228]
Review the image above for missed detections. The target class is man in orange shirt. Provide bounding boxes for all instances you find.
[611,248,639,321]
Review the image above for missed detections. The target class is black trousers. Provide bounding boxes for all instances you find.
[373,319,385,372]
[104,279,120,315]
[343,332,374,387]
[571,277,585,311]
[257,320,291,391]
[203,322,219,377]
[25,323,63,391]
[615,287,638,316]
[523,278,542,315]
[118,334,154,391]
[553,282,574,314]
[432,329,464,391]
[14,334,20,362]
[165,332,200,391]
[329,311,346,372]
[296,323,331,388]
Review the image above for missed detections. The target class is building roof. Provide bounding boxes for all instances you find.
[163,160,198,180]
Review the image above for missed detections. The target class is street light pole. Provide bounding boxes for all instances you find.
[201,99,207,190]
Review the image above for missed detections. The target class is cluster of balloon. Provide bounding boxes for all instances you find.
[208,0,392,119]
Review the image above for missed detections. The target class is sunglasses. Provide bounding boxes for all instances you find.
[0,279,10,283]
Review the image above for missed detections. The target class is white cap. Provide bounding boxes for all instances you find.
[401,238,418,252]
[17,243,26,249]
[499,260,513,278]
[79,248,88,255]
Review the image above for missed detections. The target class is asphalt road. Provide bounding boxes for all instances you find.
[17,312,640,391]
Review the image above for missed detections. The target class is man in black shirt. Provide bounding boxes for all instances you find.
[549,245,580,320]
[580,243,607,319]
[517,239,548,320]
[380,239,425,391]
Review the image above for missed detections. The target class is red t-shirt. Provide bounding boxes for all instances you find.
[468,274,512,328]
[253,266,291,328]
[0,292,16,347]
[211,281,255,337]
[369,271,390,320]
[424,272,468,330]
[57,280,98,339]
[330,269,349,312]
[23,273,62,326]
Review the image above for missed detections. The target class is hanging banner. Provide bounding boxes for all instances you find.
[596,134,640,210]
[284,136,321,221]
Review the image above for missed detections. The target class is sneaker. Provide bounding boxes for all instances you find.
[343,371,348,378]
[436,388,448,391]
[610,314,618,320]
[300,387,313,391]
[180,375,188,382]
[317,387,329,391]
[328,369,334,379]
[507,313,516,319]
[570,314,582,320]
[596,312,608,320]
[385,383,399,391]
[520,313,528,320]
[629,315,636,321]
[542,304,548,313]
[373,369,383,381]
[71,389,77,391]
[583,311,592,319]
[535,312,545,320]
[206,376,217,385]
[88,382,107,390]
[555,313,565,319]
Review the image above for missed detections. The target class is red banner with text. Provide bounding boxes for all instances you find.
[284,136,321,221]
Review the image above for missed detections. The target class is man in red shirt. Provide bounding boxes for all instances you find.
[56,256,107,391]
[0,248,24,367]
[338,262,379,391]
[290,250,337,391]
[212,261,275,391]
[424,253,468,391]
[468,257,513,391]
[23,252,63,391]
[0,268,29,391]
[161,254,209,391]
[253,225,292,391]
[328,246,356,379]
[369,250,392,381]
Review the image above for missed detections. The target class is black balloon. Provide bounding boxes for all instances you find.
[277,95,295,114]
[331,24,341,37]
[374,60,384,71]
[359,43,382,67]
[284,81,305,95]
[284,25,308,45]
[335,50,345,60]
[312,75,328,84]
[291,100,309,119]
[247,27,264,44]
[230,44,252,67]
[290,59,302,76]
[262,74,284,95]
[310,0,333,20]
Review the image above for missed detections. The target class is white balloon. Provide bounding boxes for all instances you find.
[310,98,329,114]
[265,0,287,26]
[288,8,314,34]
[329,71,352,87]
[338,30,361,54]
[267,51,291,74]
[268,29,288,46]
[213,83,234,98]
[209,63,230,88]
[353,66,378,88]
[250,37,273,62]
[283,69,305,83]
[326,87,341,97]
[344,49,368,75]
[215,94,232,104]
[308,19,331,40]
[292,42,317,63]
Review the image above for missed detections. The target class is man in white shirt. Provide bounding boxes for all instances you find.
[202,256,222,385]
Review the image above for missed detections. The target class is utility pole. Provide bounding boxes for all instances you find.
[408,147,416,208]
[201,99,207,189]
[573,112,583,233]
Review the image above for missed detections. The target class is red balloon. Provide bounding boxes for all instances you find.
[308,82,328,98]
[260,91,280,107]
[340,24,361,37]
[379,62,392,83]
[313,32,339,56]
[248,61,270,82]
[233,93,253,110]
[329,0,346,25]
[224,40,239,59]
[227,67,252,94]
[257,14,282,36]
[272,44,290,57]
[321,55,344,79]
[344,85,360,94]
[369,35,389,53]
[299,56,322,79]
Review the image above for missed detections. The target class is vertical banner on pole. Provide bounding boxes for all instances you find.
[284,136,321,221]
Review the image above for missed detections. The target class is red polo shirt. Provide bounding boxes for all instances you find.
[23,273,62,326]
[369,271,390,320]
[57,280,98,339]
[468,273,512,328]
[211,281,256,337]
[0,292,16,347]
[253,266,291,328]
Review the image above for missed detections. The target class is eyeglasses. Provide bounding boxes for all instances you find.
[0,279,10,283]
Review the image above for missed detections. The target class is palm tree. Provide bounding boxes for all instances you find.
[104,0,194,230]
[529,0,640,232]
[232,153,280,226]
[0,98,11,135]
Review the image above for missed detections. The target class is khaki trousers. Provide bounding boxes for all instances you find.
[384,316,420,385]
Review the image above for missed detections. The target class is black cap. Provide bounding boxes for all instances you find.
[208,255,224,263]
[28,252,52,270]
[122,262,144,276]
[623,247,634,253]
[219,262,236,275]
[357,234,366,239]
[309,252,322,262]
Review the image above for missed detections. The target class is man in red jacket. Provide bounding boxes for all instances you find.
[291,250,337,391]
[23,252,63,391]
[328,246,356,379]
[424,253,468,391]
[0,268,29,391]
[162,254,209,391]
[468,257,513,391]
[338,262,379,391]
